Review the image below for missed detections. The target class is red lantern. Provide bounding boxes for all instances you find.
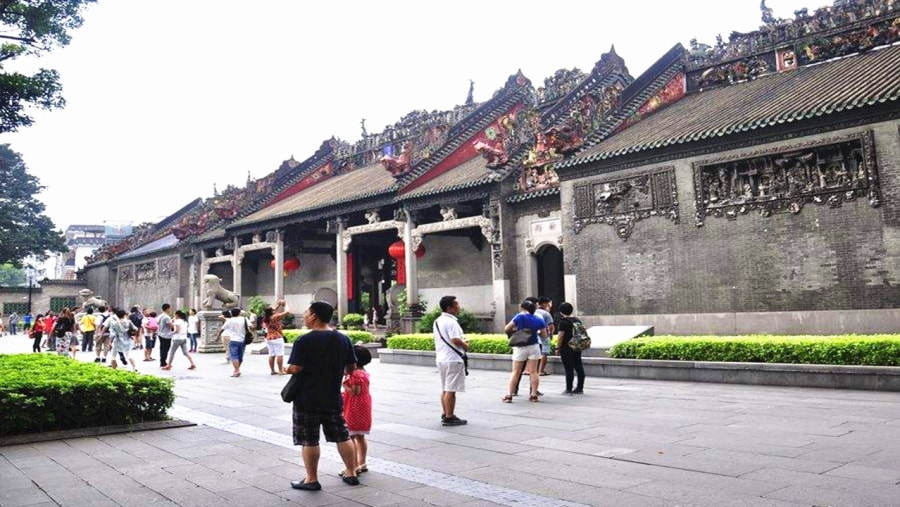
[388,241,425,284]
[270,256,301,277]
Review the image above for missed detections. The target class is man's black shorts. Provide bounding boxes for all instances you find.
[292,405,350,446]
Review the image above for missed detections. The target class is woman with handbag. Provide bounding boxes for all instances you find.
[502,300,547,403]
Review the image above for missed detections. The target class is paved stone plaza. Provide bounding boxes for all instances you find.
[1,337,900,506]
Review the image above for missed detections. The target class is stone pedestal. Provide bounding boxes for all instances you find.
[198,311,225,353]
[400,309,423,334]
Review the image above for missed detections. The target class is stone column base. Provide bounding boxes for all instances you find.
[400,310,423,334]
[198,311,225,353]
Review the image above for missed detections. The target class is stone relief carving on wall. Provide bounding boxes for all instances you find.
[135,262,156,283]
[119,265,134,283]
[573,167,679,240]
[158,257,177,279]
[693,131,879,226]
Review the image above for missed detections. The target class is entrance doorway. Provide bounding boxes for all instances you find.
[537,245,565,308]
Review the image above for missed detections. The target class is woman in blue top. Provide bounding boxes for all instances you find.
[502,300,547,403]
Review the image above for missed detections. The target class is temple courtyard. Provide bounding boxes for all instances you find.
[1,337,899,506]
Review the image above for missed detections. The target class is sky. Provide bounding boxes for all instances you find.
[2,0,811,232]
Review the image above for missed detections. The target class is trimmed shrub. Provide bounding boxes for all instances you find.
[417,307,480,334]
[608,335,900,366]
[0,354,174,436]
[341,313,365,330]
[387,334,511,354]
[283,329,375,343]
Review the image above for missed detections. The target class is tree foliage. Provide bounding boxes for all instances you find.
[0,0,95,133]
[0,263,26,285]
[0,144,66,266]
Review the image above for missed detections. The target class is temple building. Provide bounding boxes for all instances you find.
[83,0,900,334]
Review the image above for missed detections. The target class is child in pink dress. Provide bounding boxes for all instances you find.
[342,346,372,474]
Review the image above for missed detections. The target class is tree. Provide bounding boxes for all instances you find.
[0,263,25,285]
[0,144,66,266]
[0,0,95,133]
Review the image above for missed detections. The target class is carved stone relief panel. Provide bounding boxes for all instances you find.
[693,131,879,226]
[525,217,562,254]
[119,265,134,283]
[573,167,679,240]
[158,257,177,279]
[135,262,156,283]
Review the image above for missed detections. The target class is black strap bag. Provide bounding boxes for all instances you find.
[281,374,301,403]
[434,322,469,376]
[243,318,254,345]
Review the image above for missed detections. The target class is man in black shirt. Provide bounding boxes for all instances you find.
[286,301,360,491]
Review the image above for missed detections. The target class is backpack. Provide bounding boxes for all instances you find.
[566,318,591,352]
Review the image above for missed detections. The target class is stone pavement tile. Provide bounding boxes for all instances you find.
[163,463,221,478]
[794,442,883,463]
[6,455,58,470]
[614,449,765,477]
[455,465,612,504]
[437,434,535,455]
[366,431,445,451]
[741,467,900,498]
[43,486,118,506]
[581,437,703,458]
[685,448,841,474]
[452,501,503,507]
[379,448,490,475]
[333,486,422,507]
[0,445,41,459]
[518,437,611,456]
[0,473,37,491]
[217,485,295,506]
[450,424,547,443]
[824,463,900,484]
[623,481,804,507]
[184,472,249,493]
[762,483,900,506]
[506,457,651,491]
[849,448,900,470]
[190,453,252,474]
[160,486,229,507]
[269,488,355,506]
[564,486,687,507]
[238,470,311,495]
[396,485,481,506]
[672,435,808,458]
[346,472,423,493]
[0,485,53,507]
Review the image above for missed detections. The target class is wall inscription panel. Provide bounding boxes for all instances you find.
[573,167,679,240]
[693,131,880,226]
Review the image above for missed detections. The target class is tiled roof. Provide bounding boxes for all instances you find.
[194,227,226,244]
[560,44,900,169]
[400,156,497,199]
[506,187,560,203]
[116,234,179,261]
[231,162,397,228]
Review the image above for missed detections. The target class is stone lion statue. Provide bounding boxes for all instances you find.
[201,274,240,310]
[79,289,108,311]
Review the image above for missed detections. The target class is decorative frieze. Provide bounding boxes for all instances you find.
[120,265,134,283]
[693,131,879,226]
[135,262,156,283]
[573,167,679,240]
[158,257,177,279]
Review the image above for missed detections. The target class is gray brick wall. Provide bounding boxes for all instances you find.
[562,120,900,316]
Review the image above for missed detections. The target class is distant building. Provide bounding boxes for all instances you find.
[56,224,131,279]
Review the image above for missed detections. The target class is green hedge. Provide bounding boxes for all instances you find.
[387,334,514,354]
[283,329,376,343]
[608,335,900,366]
[0,354,174,436]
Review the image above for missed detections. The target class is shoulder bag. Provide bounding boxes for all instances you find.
[243,318,254,345]
[434,321,469,376]
[281,374,301,403]
[508,328,532,347]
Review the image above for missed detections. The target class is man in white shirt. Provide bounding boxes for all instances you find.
[433,295,469,426]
